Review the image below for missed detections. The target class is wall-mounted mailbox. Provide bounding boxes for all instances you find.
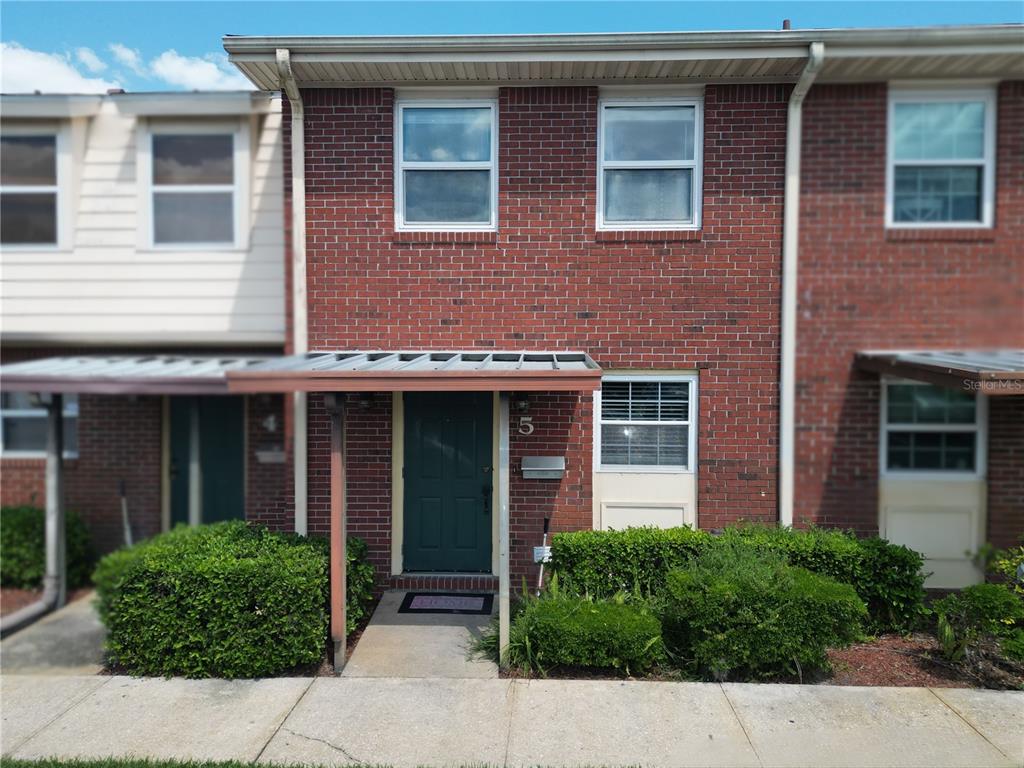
[522,456,566,480]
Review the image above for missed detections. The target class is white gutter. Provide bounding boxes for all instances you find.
[0,397,66,637]
[779,41,824,529]
[277,48,309,536]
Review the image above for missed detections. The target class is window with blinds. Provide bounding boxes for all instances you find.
[598,378,693,469]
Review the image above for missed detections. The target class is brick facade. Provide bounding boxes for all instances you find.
[795,81,1024,534]
[290,83,788,550]
[988,396,1024,550]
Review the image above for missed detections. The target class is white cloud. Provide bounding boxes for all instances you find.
[0,42,120,93]
[75,47,106,73]
[108,43,146,75]
[150,50,252,91]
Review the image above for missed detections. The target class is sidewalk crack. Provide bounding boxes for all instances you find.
[502,678,519,768]
[719,684,764,768]
[253,677,315,764]
[279,726,366,765]
[927,687,1013,763]
[7,676,114,757]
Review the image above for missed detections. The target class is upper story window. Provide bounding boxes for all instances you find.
[148,131,238,246]
[0,393,78,458]
[882,382,982,474]
[596,375,697,471]
[0,134,59,246]
[887,89,996,228]
[395,102,498,231]
[598,100,703,231]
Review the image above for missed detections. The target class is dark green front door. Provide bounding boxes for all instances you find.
[404,392,492,573]
[170,396,245,526]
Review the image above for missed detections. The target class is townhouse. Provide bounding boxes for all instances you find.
[1,24,1021,660]
[0,90,288,551]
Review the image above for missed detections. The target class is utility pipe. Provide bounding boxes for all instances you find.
[779,42,825,529]
[1,395,66,637]
[277,48,309,536]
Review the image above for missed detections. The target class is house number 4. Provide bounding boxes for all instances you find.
[518,416,535,436]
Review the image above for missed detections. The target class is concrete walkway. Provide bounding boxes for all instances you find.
[0,592,105,675]
[343,590,497,679]
[1,674,1020,767]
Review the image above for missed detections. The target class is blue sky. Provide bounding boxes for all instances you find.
[2,1,1021,93]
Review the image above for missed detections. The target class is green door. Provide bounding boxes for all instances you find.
[404,392,492,573]
[170,396,245,526]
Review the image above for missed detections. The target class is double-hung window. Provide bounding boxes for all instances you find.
[149,131,238,246]
[597,376,696,471]
[1,133,60,246]
[598,100,702,230]
[395,102,498,231]
[0,393,78,457]
[887,89,996,228]
[882,382,982,474]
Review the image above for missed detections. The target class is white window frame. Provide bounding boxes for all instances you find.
[885,87,997,230]
[138,119,250,251]
[0,123,71,251]
[879,378,987,479]
[594,373,698,474]
[394,99,499,232]
[0,394,79,459]
[596,98,703,232]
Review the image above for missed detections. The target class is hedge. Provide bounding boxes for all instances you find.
[94,521,375,678]
[0,505,94,589]
[483,588,663,676]
[549,525,926,632]
[661,544,866,680]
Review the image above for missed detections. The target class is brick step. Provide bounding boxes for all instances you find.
[389,573,498,592]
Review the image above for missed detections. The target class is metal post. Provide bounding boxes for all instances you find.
[498,392,511,666]
[326,394,347,672]
[45,394,67,609]
[188,398,201,526]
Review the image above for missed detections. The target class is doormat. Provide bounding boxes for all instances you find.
[398,592,494,615]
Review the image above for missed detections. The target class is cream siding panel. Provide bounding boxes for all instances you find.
[1,98,285,347]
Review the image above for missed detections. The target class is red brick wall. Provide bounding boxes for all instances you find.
[292,83,788,537]
[988,396,1024,550]
[245,394,290,531]
[796,82,1024,534]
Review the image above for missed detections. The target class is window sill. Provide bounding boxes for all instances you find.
[596,467,693,475]
[885,228,996,243]
[393,230,498,245]
[595,229,702,243]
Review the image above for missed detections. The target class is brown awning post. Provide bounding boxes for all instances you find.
[324,393,347,673]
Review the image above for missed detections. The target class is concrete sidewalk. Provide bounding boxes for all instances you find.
[1,674,1020,768]
[0,593,106,676]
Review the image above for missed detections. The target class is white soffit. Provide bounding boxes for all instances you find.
[224,26,1024,89]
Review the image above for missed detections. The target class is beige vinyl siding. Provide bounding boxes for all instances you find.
[0,98,285,346]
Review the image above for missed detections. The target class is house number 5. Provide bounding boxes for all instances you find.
[518,416,535,436]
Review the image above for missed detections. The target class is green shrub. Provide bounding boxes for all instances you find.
[475,580,663,676]
[95,521,375,678]
[933,583,1024,662]
[989,542,1024,598]
[0,505,94,589]
[550,525,925,632]
[661,545,866,681]
[549,526,711,598]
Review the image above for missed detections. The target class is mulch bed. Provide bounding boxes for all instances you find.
[0,586,92,617]
[827,633,1024,690]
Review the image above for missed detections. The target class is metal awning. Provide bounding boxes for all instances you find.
[226,351,602,393]
[0,355,270,395]
[855,349,1024,395]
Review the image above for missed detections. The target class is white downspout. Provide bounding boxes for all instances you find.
[779,42,825,529]
[277,48,309,536]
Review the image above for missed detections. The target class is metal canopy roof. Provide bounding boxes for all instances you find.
[226,351,602,393]
[0,356,270,395]
[224,25,1024,88]
[855,349,1024,395]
